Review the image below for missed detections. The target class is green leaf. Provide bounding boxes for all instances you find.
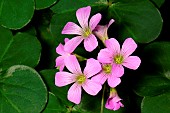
[108,0,162,43]
[40,69,73,106]
[0,0,34,29]
[35,0,57,10]
[142,42,170,74]
[134,75,170,96]
[0,65,47,113]
[141,92,170,113]
[150,0,165,8]
[50,0,105,13]
[42,92,66,113]
[0,32,41,71]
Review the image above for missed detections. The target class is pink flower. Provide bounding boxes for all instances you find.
[94,19,114,43]
[62,6,102,52]
[105,88,124,111]
[55,55,102,104]
[98,38,141,77]
[55,38,73,71]
[91,63,121,88]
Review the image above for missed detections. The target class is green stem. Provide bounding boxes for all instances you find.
[100,84,106,113]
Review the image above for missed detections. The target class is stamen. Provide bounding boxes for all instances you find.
[103,64,112,74]
[76,75,86,84]
[83,27,92,37]
[114,54,124,64]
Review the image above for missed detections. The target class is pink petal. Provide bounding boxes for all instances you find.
[64,36,83,53]
[84,34,98,52]
[89,13,102,30]
[65,55,82,74]
[97,48,112,63]
[83,58,101,78]
[112,64,124,77]
[62,22,82,35]
[64,38,70,43]
[56,43,65,55]
[91,72,108,84]
[55,72,76,87]
[82,79,102,95]
[105,38,120,54]
[122,56,141,70]
[121,38,137,58]
[68,83,82,104]
[55,56,65,71]
[76,6,91,29]
[107,19,115,28]
[108,76,121,88]
[94,25,106,40]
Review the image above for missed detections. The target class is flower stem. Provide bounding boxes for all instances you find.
[100,84,106,113]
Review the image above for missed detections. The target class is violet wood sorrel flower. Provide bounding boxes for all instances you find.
[92,63,121,87]
[105,88,124,111]
[94,19,114,43]
[55,38,73,71]
[98,38,141,77]
[55,55,102,104]
[62,6,102,52]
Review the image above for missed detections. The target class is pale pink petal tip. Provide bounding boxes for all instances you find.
[68,83,82,104]
[76,6,91,29]
[83,58,101,78]
[84,34,98,52]
[121,38,137,58]
[108,19,115,27]
[123,56,141,70]
[89,13,102,30]
[62,22,82,35]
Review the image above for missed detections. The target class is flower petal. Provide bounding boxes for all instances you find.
[76,6,91,29]
[89,13,102,30]
[56,43,65,55]
[97,48,112,63]
[64,36,83,53]
[83,58,101,78]
[107,19,115,28]
[55,56,65,71]
[65,55,82,74]
[62,22,82,35]
[64,38,70,43]
[112,64,124,77]
[82,79,102,95]
[123,56,141,70]
[55,72,76,87]
[91,72,108,84]
[121,38,137,58]
[84,34,98,52]
[108,76,121,88]
[68,83,82,104]
[105,38,120,54]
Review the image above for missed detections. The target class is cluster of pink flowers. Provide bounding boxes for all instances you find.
[55,6,141,111]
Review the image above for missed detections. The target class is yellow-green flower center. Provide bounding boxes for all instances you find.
[76,75,86,84]
[103,64,112,74]
[83,27,92,37]
[114,54,124,64]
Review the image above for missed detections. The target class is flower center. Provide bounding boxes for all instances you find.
[114,54,124,64]
[83,27,92,37]
[76,75,86,84]
[103,64,112,74]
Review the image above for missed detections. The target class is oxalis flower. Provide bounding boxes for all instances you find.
[105,88,124,111]
[55,38,73,71]
[62,6,102,52]
[98,38,141,77]
[55,55,102,104]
